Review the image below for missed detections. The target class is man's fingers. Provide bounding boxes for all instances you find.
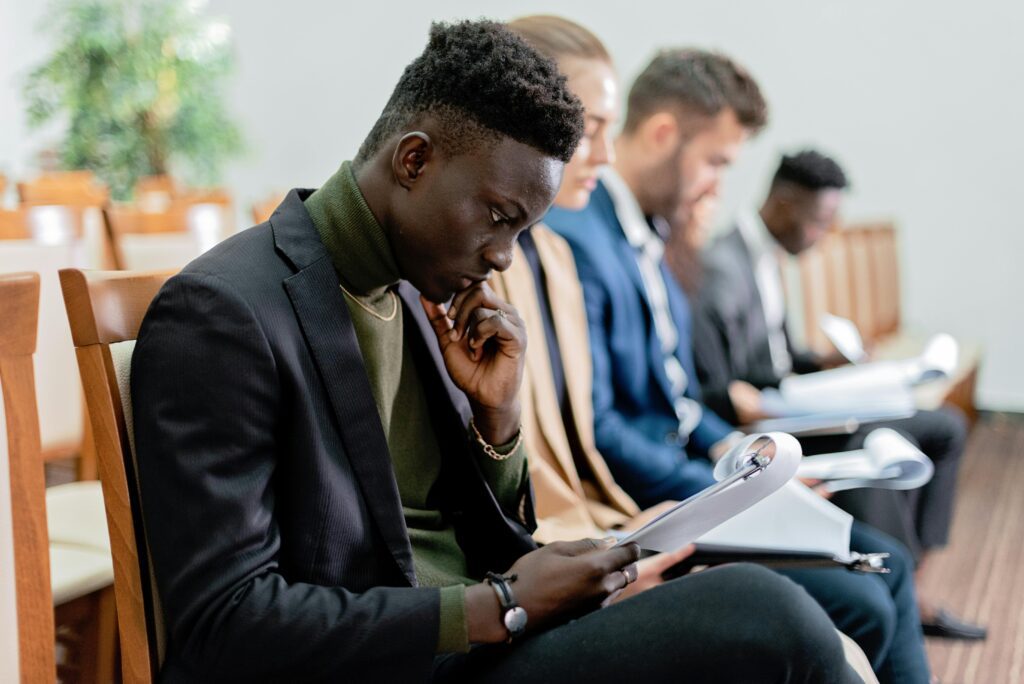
[639,544,695,577]
[420,296,453,340]
[467,309,522,352]
[556,538,610,557]
[592,542,641,576]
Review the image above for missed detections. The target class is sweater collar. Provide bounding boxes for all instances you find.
[304,161,401,295]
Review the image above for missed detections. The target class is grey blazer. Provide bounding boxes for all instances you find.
[692,226,820,423]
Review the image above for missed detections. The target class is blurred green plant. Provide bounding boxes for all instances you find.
[23,0,244,199]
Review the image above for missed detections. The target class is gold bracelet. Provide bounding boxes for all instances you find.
[469,418,523,461]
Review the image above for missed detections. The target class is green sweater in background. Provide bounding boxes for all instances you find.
[304,162,528,653]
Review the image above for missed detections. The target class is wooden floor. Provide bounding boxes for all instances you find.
[918,413,1024,684]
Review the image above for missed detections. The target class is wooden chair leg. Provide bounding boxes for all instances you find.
[95,585,118,683]
[55,585,118,683]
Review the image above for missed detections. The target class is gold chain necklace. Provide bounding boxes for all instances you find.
[339,283,398,322]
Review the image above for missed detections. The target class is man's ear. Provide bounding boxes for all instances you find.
[641,111,680,154]
[392,132,434,190]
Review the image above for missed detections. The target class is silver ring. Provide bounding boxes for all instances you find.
[494,308,508,320]
[621,564,638,586]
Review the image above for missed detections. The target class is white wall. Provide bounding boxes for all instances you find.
[2,0,1022,409]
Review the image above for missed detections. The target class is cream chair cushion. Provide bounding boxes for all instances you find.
[49,544,113,605]
[46,480,110,553]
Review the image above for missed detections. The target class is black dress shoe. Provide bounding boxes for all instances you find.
[921,608,988,640]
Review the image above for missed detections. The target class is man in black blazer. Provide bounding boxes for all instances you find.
[693,150,984,641]
[131,22,860,683]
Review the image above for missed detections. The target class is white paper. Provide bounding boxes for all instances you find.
[820,313,868,364]
[797,428,934,492]
[616,433,800,553]
[698,481,854,560]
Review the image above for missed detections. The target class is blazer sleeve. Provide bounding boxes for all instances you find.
[131,271,440,681]
[690,292,741,425]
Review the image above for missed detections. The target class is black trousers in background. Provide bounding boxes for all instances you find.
[432,563,860,684]
[803,406,968,562]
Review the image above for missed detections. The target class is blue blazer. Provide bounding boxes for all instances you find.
[546,180,733,507]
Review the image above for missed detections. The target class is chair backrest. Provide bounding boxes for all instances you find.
[861,222,901,338]
[17,172,117,271]
[0,223,91,470]
[60,268,173,683]
[0,208,31,241]
[105,191,231,271]
[845,227,878,341]
[0,272,56,682]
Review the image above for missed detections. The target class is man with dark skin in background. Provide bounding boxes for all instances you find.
[694,150,983,645]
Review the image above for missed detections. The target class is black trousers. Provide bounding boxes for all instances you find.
[432,564,860,683]
[802,407,968,562]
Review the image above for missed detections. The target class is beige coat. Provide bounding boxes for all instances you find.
[490,225,643,543]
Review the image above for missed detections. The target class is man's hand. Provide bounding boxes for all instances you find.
[608,544,695,604]
[728,380,769,425]
[798,477,835,500]
[421,282,526,443]
[465,539,642,643]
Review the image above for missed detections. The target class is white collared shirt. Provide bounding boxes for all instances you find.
[736,208,792,377]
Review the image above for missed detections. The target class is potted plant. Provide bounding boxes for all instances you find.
[24,0,244,200]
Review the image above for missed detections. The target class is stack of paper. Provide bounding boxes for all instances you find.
[753,316,960,426]
[796,428,934,492]
[819,313,959,384]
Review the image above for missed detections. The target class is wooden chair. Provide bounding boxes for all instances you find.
[60,268,173,683]
[0,208,31,241]
[797,240,834,355]
[102,205,198,271]
[17,171,117,271]
[0,272,55,681]
[252,192,286,225]
[1,272,117,683]
[17,171,108,209]
[106,185,233,270]
[867,224,901,338]
[845,227,879,342]
[0,209,97,479]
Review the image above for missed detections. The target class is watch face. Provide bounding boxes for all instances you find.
[504,606,528,635]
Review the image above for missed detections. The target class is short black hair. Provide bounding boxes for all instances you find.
[623,49,768,135]
[771,150,849,191]
[356,20,584,164]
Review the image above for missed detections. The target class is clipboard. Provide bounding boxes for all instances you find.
[659,544,890,578]
[614,432,801,554]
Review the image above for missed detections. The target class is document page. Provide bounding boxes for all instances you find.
[616,433,800,553]
[697,481,854,560]
[797,428,934,492]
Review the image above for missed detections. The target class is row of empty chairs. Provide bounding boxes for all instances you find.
[1,273,116,682]
[0,169,260,681]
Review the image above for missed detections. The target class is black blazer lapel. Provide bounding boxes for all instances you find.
[272,193,417,586]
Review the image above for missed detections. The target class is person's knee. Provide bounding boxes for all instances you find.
[706,565,854,679]
[923,406,969,458]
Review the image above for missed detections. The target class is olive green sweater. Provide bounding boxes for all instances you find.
[304,162,527,653]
